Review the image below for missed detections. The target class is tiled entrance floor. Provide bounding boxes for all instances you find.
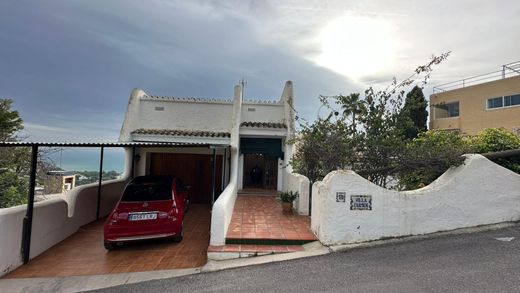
[4,204,210,278]
[225,194,316,244]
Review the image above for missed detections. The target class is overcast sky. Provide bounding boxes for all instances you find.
[1,0,519,142]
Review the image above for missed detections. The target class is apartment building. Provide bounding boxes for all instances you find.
[429,62,520,135]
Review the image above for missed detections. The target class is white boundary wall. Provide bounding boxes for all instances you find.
[0,149,132,276]
[285,172,310,215]
[311,154,520,246]
[210,85,242,246]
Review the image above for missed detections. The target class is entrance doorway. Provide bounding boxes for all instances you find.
[243,154,278,190]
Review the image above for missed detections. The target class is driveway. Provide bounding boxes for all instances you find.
[4,204,210,278]
[90,223,520,292]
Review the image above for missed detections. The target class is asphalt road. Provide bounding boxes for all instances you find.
[89,225,520,293]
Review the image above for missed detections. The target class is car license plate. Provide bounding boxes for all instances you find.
[128,213,157,221]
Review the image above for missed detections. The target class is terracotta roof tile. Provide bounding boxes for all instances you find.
[240,122,287,129]
[144,95,233,104]
[131,128,231,138]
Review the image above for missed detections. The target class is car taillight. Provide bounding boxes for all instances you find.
[109,212,118,224]
[109,212,127,224]
[167,209,177,221]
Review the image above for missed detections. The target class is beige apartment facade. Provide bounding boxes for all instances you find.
[430,75,520,136]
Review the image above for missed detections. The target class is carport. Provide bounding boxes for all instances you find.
[0,141,230,277]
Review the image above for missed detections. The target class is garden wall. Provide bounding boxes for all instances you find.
[285,172,310,215]
[311,154,520,245]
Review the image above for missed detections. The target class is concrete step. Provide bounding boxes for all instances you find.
[237,189,278,196]
[225,237,315,245]
[207,244,305,260]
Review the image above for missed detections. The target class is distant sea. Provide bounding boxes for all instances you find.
[46,147,125,173]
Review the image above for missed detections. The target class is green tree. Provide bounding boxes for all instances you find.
[0,98,29,208]
[0,99,24,141]
[291,114,353,183]
[337,93,366,132]
[291,53,451,187]
[400,85,428,140]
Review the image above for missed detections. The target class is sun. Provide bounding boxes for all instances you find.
[315,15,398,79]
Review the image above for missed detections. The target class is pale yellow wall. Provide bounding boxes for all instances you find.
[430,75,520,135]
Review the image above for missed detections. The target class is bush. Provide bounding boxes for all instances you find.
[279,191,298,203]
[397,130,472,190]
[470,128,520,173]
[471,128,520,153]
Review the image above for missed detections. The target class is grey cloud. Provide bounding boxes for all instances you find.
[1,0,519,142]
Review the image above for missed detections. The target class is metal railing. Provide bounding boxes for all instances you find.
[433,61,520,93]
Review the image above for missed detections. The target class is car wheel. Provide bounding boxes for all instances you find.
[173,223,184,242]
[104,241,115,251]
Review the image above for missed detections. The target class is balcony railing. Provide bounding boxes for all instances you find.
[433,61,520,93]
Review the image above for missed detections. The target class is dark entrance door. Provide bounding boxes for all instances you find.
[240,138,283,190]
[149,153,222,204]
[243,154,278,190]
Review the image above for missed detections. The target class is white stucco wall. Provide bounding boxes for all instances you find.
[138,98,233,133]
[119,89,234,142]
[241,102,285,123]
[285,172,310,215]
[210,85,242,246]
[311,154,520,246]
[0,149,133,276]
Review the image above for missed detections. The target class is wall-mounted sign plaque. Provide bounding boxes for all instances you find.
[336,192,346,202]
[350,195,372,210]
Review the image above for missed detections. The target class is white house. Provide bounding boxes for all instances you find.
[118,81,300,245]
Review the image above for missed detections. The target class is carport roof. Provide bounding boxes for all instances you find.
[0,141,230,147]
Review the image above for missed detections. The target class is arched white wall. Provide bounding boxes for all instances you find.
[312,154,520,246]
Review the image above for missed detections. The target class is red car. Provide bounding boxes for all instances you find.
[103,175,189,250]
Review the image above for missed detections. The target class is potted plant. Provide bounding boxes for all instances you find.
[279,191,298,214]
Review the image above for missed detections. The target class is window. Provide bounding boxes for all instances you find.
[487,97,503,109]
[435,101,459,119]
[504,94,520,107]
[121,183,172,202]
[487,94,520,109]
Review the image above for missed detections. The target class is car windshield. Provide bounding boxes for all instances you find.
[121,182,172,202]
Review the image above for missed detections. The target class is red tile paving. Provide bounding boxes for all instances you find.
[226,193,317,243]
[3,204,210,278]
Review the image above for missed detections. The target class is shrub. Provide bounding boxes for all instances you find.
[397,130,472,190]
[279,191,299,203]
[470,128,520,174]
[471,128,520,153]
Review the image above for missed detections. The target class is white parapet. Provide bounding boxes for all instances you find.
[0,148,133,277]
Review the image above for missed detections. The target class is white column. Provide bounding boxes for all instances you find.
[277,158,283,191]
[238,154,244,190]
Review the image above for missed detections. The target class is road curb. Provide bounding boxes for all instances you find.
[201,241,330,273]
[329,221,519,252]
